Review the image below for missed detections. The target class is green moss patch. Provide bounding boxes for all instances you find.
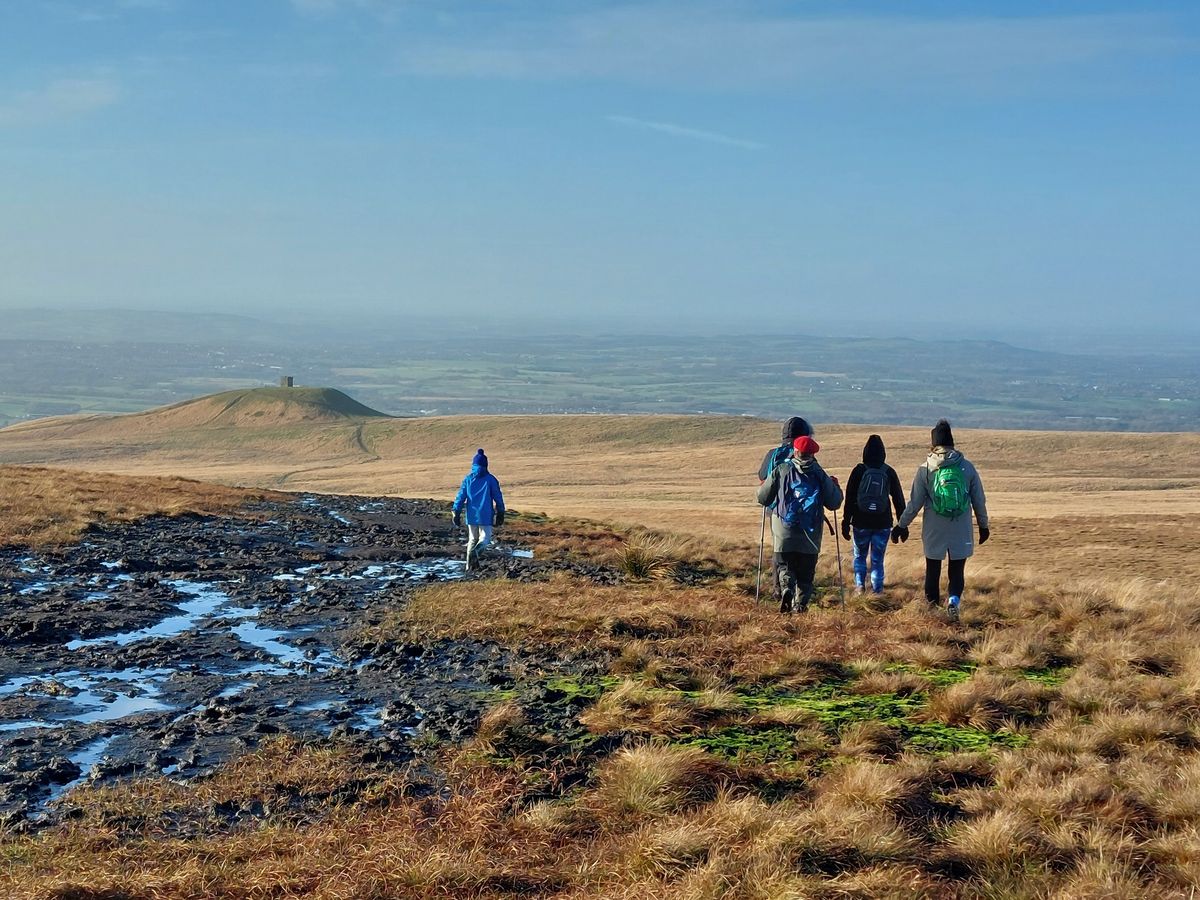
[904,723,1029,754]
[543,674,622,702]
[883,662,977,687]
[1020,666,1072,687]
[674,726,813,765]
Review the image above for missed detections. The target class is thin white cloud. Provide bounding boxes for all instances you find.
[0,78,121,127]
[290,0,384,15]
[607,114,765,150]
[392,5,1189,92]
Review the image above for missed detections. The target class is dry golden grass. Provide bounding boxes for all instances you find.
[7,410,1200,896]
[0,464,268,548]
[4,405,1200,581]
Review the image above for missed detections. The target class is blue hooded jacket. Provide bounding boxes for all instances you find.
[453,464,505,526]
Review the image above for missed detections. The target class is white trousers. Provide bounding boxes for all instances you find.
[467,524,493,556]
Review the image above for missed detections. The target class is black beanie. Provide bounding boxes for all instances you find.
[931,419,954,448]
[782,416,813,443]
[863,434,886,466]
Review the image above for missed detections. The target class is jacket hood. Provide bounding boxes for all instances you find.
[927,447,963,470]
[791,455,821,475]
[862,434,885,467]
[781,416,813,443]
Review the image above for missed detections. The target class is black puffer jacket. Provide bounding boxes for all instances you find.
[842,434,906,530]
[756,416,813,481]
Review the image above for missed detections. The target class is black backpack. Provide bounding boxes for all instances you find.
[856,465,889,514]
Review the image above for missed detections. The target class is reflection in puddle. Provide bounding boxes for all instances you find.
[43,736,116,811]
[231,620,337,668]
[355,706,384,731]
[67,581,230,649]
[0,720,60,732]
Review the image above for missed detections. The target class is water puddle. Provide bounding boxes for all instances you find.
[67,581,230,649]
[271,557,468,586]
[6,669,174,725]
[231,621,338,669]
[355,706,384,730]
[0,720,60,733]
[42,737,116,812]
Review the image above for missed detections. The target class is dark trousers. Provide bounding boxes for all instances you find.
[925,557,966,604]
[774,552,818,609]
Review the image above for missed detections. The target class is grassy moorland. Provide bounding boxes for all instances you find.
[3,390,1200,579]
[0,466,266,548]
[4,400,1200,896]
[6,556,1200,898]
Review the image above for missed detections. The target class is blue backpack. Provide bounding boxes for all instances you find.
[760,445,792,481]
[775,464,822,533]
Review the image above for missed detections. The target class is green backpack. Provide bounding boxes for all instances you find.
[930,461,971,519]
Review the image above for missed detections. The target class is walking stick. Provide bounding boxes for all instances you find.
[754,506,767,604]
[832,508,847,609]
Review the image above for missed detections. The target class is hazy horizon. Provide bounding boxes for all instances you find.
[2,1,1198,335]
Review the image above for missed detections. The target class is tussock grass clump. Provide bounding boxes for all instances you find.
[617,534,682,580]
[923,672,1055,730]
[592,744,730,818]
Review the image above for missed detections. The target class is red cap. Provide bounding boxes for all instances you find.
[793,436,820,456]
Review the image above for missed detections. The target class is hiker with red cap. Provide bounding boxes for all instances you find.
[756,435,843,613]
[452,448,505,572]
[894,419,989,622]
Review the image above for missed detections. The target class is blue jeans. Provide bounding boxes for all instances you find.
[852,528,891,592]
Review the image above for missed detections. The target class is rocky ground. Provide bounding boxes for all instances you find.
[0,494,599,828]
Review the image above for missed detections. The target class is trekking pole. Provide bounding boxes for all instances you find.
[754,506,767,604]
[832,508,847,609]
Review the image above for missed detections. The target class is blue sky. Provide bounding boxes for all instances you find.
[0,0,1197,337]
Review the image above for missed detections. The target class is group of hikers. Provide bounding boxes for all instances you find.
[756,416,988,621]
[450,415,988,621]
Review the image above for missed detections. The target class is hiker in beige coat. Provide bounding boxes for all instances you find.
[895,419,989,620]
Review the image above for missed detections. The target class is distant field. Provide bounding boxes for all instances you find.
[2,327,1198,430]
[2,394,1198,582]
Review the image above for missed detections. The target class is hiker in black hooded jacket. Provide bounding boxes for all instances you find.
[757,417,814,482]
[841,434,905,594]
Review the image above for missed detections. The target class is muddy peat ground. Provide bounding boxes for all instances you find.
[0,494,596,828]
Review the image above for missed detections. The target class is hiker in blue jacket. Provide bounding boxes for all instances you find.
[452,448,505,571]
[841,435,906,595]
[756,436,843,613]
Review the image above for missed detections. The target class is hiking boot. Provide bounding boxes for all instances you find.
[854,582,865,596]
[947,595,961,622]
[779,595,793,614]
